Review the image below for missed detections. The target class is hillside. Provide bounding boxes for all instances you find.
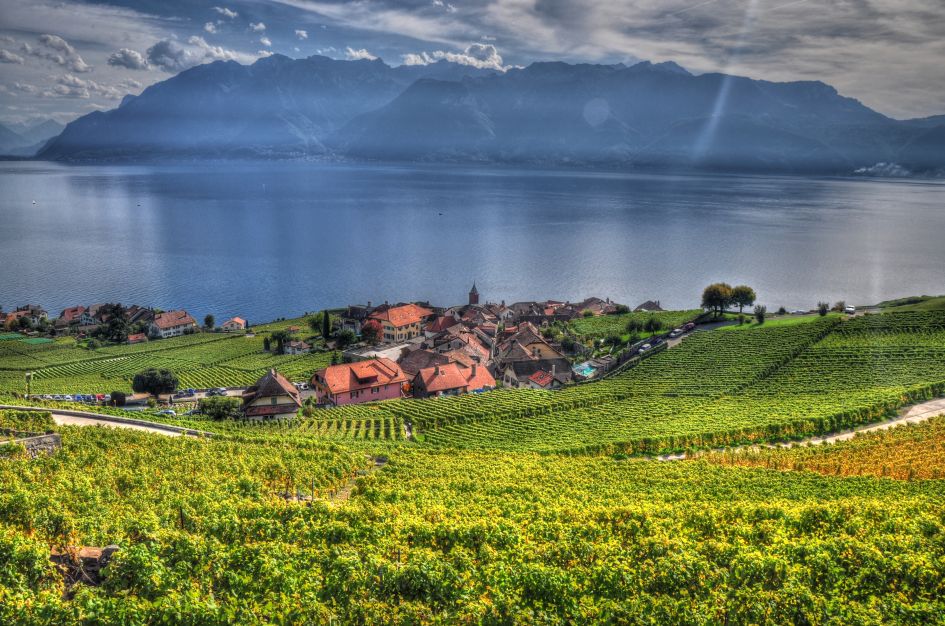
[37,55,945,174]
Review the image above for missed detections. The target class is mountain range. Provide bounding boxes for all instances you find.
[33,55,945,175]
[0,119,65,156]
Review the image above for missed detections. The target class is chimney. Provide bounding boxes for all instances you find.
[551,364,556,377]
[471,363,477,378]
[501,300,505,307]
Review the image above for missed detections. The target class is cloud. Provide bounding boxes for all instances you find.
[260,36,272,47]
[432,0,457,12]
[345,47,378,61]
[46,74,124,99]
[0,49,25,64]
[402,43,509,70]
[146,36,246,73]
[28,34,92,73]
[258,50,274,58]
[250,22,267,32]
[295,29,308,40]
[204,22,218,34]
[107,48,149,70]
[213,6,238,19]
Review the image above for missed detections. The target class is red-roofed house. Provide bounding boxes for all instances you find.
[127,333,148,345]
[149,310,198,339]
[528,370,556,389]
[242,369,302,419]
[370,304,434,343]
[412,362,496,398]
[59,306,86,324]
[222,317,246,332]
[312,358,408,406]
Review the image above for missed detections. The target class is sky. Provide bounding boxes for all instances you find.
[0,0,943,127]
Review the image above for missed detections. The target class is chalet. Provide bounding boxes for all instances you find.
[126,305,155,325]
[412,362,496,398]
[149,310,197,339]
[127,333,148,345]
[369,303,433,343]
[284,340,311,355]
[242,369,301,420]
[312,358,407,406]
[634,300,664,312]
[222,317,246,332]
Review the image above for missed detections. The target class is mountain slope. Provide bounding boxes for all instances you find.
[37,55,945,174]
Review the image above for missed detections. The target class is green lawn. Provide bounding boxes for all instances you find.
[568,309,701,340]
[877,294,945,312]
[717,312,841,331]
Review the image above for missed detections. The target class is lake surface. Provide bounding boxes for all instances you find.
[1,161,944,323]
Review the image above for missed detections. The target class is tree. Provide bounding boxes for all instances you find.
[643,316,663,333]
[132,368,179,397]
[93,303,129,343]
[321,310,331,340]
[613,304,630,314]
[626,319,643,333]
[270,330,292,355]
[262,336,271,352]
[701,283,733,317]
[109,391,126,407]
[199,396,241,420]
[754,305,767,325]
[204,314,215,329]
[731,285,757,314]
[336,329,356,348]
[832,301,846,313]
[307,315,321,334]
[17,316,31,330]
[361,319,382,344]
[817,301,830,316]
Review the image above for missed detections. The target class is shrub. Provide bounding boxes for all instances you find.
[198,396,241,421]
[754,305,767,325]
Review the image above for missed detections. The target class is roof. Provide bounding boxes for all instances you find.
[506,358,572,383]
[127,333,147,343]
[152,310,197,330]
[244,369,301,407]
[314,358,408,395]
[416,362,495,394]
[634,300,664,312]
[369,303,434,328]
[425,315,461,334]
[286,340,310,350]
[59,306,86,322]
[398,349,450,376]
[223,317,246,326]
[469,282,478,294]
[529,370,555,387]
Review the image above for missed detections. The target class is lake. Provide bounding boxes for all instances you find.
[1,161,943,323]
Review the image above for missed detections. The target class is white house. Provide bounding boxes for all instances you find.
[149,310,198,339]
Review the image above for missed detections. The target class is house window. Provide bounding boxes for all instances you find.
[271,397,277,405]
[372,387,379,394]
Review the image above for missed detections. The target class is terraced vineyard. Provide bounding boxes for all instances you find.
[421,313,945,454]
[708,414,945,480]
[0,331,331,394]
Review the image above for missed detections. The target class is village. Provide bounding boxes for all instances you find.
[1,286,691,419]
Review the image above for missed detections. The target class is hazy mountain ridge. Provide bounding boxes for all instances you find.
[35,55,945,175]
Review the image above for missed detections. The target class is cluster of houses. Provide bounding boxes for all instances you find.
[1,301,251,343]
[304,285,639,410]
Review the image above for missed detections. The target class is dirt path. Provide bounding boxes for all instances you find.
[50,413,182,436]
[657,397,945,461]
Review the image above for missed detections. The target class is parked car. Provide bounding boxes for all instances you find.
[157,409,176,416]
[669,328,683,338]
[683,322,696,331]
[639,343,652,352]
[844,306,856,315]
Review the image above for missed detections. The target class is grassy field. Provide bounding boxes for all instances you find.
[0,328,332,394]
[568,309,700,340]
[717,312,841,331]
[877,294,945,312]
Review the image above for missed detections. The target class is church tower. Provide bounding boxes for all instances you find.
[468,282,479,305]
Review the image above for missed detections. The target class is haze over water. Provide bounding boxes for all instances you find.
[1,161,943,323]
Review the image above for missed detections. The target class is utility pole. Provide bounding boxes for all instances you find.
[24,371,32,398]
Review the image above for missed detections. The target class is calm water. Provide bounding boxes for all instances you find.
[1,161,943,323]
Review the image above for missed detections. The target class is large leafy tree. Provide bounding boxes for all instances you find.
[93,303,130,343]
[701,283,733,317]
[199,396,241,420]
[361,319,382,344]
[731,285,757,314]
[132,368,179,396]
[270,330,292,355]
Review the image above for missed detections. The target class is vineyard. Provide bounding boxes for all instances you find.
[708,413,945,479]
[1,434,944,623]
[0,331,332,394]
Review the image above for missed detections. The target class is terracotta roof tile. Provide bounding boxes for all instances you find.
[314,358,408,395]
[152,310,197,330]
[369,304,433,328]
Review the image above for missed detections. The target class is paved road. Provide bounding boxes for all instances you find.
[51,413,183,436]
[657,397,945,461]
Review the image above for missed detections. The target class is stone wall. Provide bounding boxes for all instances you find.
[1,432,62,457]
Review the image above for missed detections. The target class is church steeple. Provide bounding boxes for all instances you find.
[468,282,479,305]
